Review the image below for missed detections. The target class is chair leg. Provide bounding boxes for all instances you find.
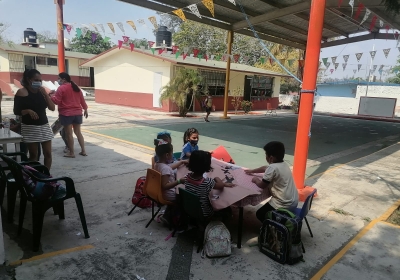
[145,206,162,228]
[74,193,90,239]
[304,217,313,238]
[7,184,18,223]
[237,207,243,249]
[18,196,27,236]
[0,181,5,207]
[32,203,45,252]
[58,201,65,220]
[127,197,144,216]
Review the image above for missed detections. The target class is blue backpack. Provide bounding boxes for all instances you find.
[258,208,304,265]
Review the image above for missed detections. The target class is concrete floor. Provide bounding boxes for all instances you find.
[0,101,400,280]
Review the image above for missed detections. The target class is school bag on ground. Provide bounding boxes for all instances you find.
[258,208,304,265]
[131,176,152,208]
[202,221,231,258]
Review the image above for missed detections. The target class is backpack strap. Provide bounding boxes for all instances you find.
[275,208,296,218]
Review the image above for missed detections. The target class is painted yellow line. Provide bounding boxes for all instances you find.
[311,199,400,280]
[378,221,400,229]
[378,199,400,221]
[306,142,400,180]
[9,244,94,266]
[82,129,154,151]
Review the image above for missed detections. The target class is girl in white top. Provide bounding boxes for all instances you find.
[245,141,299,222]
[153,139,187,202]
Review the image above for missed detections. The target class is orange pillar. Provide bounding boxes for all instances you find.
[56,0,65,73]
[292,0,326,189]
[222,30,233,119]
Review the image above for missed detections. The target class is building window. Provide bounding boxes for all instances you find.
[8,53,24,72]
[199,69,226,96]
[47,58,58,66]
[36,56,58,66]
[250,76,274,100]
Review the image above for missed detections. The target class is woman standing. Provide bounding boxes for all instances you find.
[50,72,88,158]
[14,69,55,169]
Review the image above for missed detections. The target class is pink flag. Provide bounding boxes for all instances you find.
[148,41,155,48]
[91,33,97,43]
[183,53,188,60]
[369,15,377,32]
[172,45,179,54]
[205,54,208,62]
[65,24,72,34]
[122,36,130,43]
[129,43,134,52]
[118,40,123,49]
[330,69,334,74]
[158,48,164,55]
[193,48,200,57]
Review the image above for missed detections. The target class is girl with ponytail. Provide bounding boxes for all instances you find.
[50,72,89,158]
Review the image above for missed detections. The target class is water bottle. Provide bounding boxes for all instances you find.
[4,117,10,136]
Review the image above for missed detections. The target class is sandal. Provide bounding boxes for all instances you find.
[63,154,75,158]
[79,152,88,156]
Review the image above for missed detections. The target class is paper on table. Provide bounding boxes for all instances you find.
[177,158,262,210]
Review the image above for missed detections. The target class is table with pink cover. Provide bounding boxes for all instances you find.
[177,158,270,248]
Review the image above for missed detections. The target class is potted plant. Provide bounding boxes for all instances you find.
[230,87,243,114]
[160,68,203,117]
[241,100,253,114]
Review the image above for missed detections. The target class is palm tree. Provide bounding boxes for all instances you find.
[160,68,203,117]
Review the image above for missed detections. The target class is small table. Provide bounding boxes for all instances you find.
[0,130,23,153]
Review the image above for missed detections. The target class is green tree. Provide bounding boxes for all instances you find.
[387,56,400,84]
[37,31,57,43]
[70,32,114,54]
[160,68,203,117]
[152,12,182,36]
[383,0,400,14]
[129,38,149,49]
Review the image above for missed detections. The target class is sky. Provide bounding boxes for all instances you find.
[0,0,399,80]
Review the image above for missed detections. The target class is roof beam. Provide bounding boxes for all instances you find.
[232,1,311,30]
[327,8,378,33]
[251,26,307,45]
[238,29,305,50]
[321,32,397,48]
[117,0,232,30]
[369,8,400,31]
[214,0,317,39]
[266,0,349,37]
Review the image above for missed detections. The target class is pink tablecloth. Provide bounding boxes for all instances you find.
[177,158,271,210]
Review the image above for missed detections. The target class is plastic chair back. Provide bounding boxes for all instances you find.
[173,152,181,160]
[0,155,33,200]
[143,168,172,206]
[179,188,204,222]
[298,189,317,219]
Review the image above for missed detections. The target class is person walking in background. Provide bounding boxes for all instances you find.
[204,93,213,122]
[14,69,55,169]
[50,72,88,158]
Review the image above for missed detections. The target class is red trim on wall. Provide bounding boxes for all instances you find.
[95,89,172,112]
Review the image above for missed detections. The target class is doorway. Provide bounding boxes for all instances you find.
[153,72,162,108]
[24,56,36,70]
[243,75,252,101]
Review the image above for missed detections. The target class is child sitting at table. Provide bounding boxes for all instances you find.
[245,141,298,223]
[154,140,187,203]
[181,127,199,160]
[184,150,234,219]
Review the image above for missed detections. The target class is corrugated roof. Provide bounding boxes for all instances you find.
[0,44,94,60]
[118,0,400,49]
[81,46,290,77]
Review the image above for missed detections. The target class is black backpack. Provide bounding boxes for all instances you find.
[258,208,304,265]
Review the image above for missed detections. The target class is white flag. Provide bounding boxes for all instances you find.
[137,19,147,27]
[81,27,89,37]
[379,20,384,28]
[188,4,202,18]
[98,24,105,34]
[227,0,236,5]
[349,0,355,16]
[360,9,371,26]
[116,22,125,34]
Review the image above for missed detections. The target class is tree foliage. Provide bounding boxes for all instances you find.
[70,32,114,54]
[387,56,400,84]
[129,38,149,49]
[37,31,57,43]
[383,0,400,14]
[160,68,203,117]
[153,12,183,36]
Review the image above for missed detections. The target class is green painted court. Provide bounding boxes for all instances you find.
[93,115,400,177]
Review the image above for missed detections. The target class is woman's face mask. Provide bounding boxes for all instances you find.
[31,81,42,89]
